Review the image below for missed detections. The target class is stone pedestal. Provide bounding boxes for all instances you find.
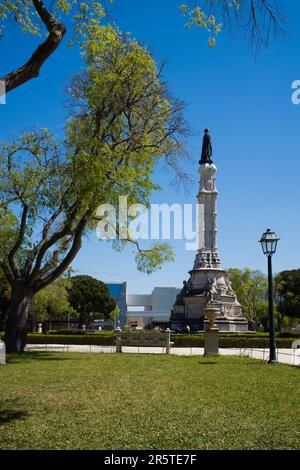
[204,331,219,357]
[204,304,219,356]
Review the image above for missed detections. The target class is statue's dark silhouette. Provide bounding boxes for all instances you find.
[200,128,213,164]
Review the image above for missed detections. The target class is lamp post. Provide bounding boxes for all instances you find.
[259,229,280,364]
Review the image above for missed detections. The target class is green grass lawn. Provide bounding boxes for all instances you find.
[0,353,299,450]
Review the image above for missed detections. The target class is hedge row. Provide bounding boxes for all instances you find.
[48,329,115,336]
[171,334,294,348]
[25,333,295,349]
[48,329,86,336]
[27,334,115,346]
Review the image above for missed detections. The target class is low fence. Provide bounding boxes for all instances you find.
[237,347,300,366]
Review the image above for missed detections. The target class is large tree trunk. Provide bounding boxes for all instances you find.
[4,285,33,353]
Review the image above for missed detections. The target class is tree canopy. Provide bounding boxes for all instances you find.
[67,275,116,326]
[30,279,72,327]
[275,270,300,320]
[228,267,268,330]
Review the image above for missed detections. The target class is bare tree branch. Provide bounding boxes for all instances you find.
[1,0,66,93]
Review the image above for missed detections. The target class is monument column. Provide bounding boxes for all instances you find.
[195,129,221,269]
[171,128,248,333]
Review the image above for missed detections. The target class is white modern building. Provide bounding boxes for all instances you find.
[126,287,181,329]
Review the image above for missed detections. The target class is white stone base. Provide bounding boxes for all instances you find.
[205,319,249,333]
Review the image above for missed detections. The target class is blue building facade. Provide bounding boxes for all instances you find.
[106,282,127,329]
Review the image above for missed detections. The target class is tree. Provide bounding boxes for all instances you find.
[110,304,120,327]
[228,268,268,330]
[0,1,286,94]
[67,275,116,326]
[0,24,188,352]
[29,279,72,330]
[275,270,300,326]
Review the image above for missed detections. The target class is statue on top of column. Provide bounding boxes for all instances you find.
[200,128,213,165]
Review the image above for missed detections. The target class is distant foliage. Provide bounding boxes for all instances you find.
[228,268,268,330]
[67,275,116,326]
[275,270,300,320]
[30,280,73,327]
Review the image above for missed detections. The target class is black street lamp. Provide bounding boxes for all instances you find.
[259,229,280,364]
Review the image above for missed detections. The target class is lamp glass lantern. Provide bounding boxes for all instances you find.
[259,229,280,256]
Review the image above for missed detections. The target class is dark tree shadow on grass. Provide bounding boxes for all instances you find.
[198,361,218,365]
[6,352,73,363]
[198,360,269,366]
[0,399,30,425]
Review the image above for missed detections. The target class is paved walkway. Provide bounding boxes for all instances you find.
[26,344,300,367]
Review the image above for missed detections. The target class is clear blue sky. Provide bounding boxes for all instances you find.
[1,0,300,294]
